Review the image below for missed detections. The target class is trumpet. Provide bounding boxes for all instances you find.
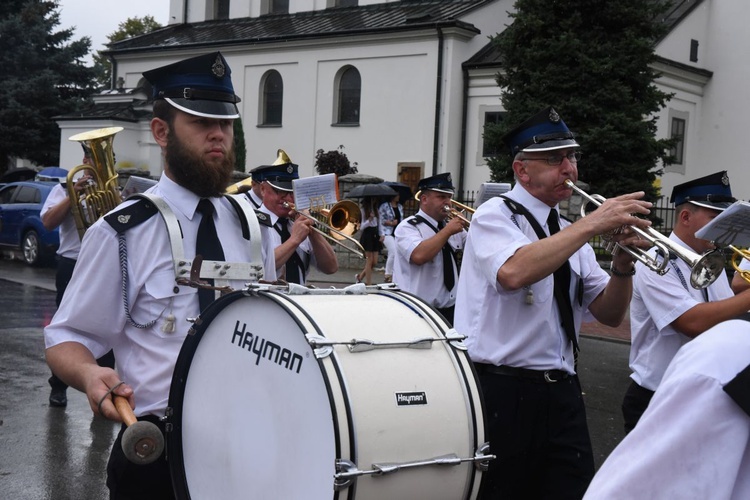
[225,176,253,195]
[565,179,724,289]
[282,200,365,258]
[414,191,474,227]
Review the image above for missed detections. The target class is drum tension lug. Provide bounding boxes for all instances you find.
[334,459,358,490]
[474,442,496,471]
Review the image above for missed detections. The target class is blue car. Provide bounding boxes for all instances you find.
[0,181,60,265]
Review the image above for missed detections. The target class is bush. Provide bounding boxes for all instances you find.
[314,145,358,176]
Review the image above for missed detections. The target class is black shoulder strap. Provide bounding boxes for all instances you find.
[724,363,750,417]
[500,195,546,240]
[253,209,273,227]
[412,214,439,234]
[223,194,251,240]
[104,198,159,234]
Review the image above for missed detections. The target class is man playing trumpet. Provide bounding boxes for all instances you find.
[393,172,467,324]
[454,106,653,499]
[623,171,750,434]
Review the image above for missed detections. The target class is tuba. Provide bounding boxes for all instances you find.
[67,127,124,239]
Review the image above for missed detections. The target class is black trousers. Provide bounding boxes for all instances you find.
[436,305,455,325]
[477,370,595,500]
[621,380,655,434]
[49,256,115,392]
[106,417,174,500]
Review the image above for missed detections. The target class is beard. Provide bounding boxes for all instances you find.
[166,131,235,198]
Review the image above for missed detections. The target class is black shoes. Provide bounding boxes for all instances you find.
[49,387,67,407]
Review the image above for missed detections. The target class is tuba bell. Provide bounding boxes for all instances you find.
[67,127,124,239]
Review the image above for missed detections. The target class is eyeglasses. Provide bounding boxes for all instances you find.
[522,151,582,166]
[271,186,293,197]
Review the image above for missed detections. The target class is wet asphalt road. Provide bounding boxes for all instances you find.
[0,257,632,499]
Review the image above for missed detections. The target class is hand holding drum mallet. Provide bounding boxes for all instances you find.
[113,395,164,465]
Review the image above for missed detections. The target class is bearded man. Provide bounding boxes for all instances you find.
[44,52,271,499]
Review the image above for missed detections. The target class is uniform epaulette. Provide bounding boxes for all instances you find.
[104,198,159,234]
[408,217,419,226]
[254,209,273,227]
[724,363,750,417]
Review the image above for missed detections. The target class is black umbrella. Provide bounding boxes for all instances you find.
[347,183,397,198]
[384,181,413,204]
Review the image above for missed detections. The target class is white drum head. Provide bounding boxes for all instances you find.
[168,291,336,498]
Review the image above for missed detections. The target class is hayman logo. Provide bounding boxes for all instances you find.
[395,392,428,406]
[231,320,304,374]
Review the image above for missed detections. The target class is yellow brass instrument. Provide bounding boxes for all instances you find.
[225,176,253,195]
[67,127,124,239]
[283,200,365,258]
[565,179,724,289]
[414,191,473,227]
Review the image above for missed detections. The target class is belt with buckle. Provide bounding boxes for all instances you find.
[474,363,571,383]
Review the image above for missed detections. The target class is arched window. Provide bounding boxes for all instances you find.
[261,70,283,126]
[336,66,361,125]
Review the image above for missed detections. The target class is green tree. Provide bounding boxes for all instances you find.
[0,0,96,171]
[314,145,358,176]
[233,117,246,172]
[485,0,675,200]
[92,16,162,89]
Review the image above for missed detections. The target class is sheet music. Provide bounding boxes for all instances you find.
[122,176,157,197]
[292,173,338,210]
[476,182,511,207]
[695,200,750,247]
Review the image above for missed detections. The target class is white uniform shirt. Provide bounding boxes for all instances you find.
[40,183,80,259]
[584,319,750,500]
[629,232,733,391]
[44,174,271,417]
[393,209,466,309]
[258,204,315,285]
[246,189,262,209]
[454,183,609,374]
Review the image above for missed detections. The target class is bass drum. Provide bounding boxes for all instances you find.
[168,287,490,499]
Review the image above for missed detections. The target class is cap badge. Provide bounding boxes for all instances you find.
[549,109,560,123]
[446,173,452,183]
[286,165,294,174]
[722,172,730,186]
[211,55,226,78]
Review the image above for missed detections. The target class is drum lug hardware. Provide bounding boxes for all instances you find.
[334,450,496,483]
[445,328,468,350]
[474,442,496,471]
[305,334,334,358]
[334,459,358,490]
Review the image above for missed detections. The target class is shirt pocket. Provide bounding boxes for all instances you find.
[142,270,196,336]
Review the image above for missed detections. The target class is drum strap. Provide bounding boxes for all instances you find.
[412,215,458,291]
[501,196,579,355]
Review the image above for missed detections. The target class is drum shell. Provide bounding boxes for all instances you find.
[168,289,487,499]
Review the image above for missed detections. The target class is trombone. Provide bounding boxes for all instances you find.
[282,200,365,258]
[565,179,725,289]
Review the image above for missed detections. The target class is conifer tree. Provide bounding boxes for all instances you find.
[485,0,675,199]
[0,0,96,171]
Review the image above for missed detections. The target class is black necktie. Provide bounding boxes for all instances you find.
[437,220,456,291]
[547,209,578,352]
[196,199,225,312]
[277,217,301,284]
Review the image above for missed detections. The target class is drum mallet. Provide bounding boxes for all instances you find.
[114,395,165,465]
